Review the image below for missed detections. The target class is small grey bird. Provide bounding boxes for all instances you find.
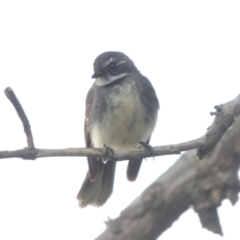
[77,51,159,207]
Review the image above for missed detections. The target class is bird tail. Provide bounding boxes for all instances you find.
[77,161,116,208]
[126,159,143,181]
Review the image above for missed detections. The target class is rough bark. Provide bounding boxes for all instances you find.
[95,117,240,240]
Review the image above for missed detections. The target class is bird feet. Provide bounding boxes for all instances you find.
[102,144,114,163]
[139,141,154,160]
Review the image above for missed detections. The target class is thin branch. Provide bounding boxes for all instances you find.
[0,88,240,161]
[4,87,35,149]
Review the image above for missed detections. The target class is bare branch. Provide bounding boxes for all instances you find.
[4,87,35,150]
[0,89,240,161]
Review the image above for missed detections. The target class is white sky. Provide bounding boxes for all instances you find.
[0,1,240,239]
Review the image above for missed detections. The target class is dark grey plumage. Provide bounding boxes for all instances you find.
[77,51,159,207]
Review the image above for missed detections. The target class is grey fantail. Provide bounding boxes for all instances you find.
[77,51,159,207]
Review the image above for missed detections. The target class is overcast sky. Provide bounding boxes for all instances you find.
[0,1,240,239]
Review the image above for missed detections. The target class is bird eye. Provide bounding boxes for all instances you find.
[109,63,116,70]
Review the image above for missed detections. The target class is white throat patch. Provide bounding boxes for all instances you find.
[96,73,128,86]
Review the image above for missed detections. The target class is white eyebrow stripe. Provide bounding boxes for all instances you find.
[102,58,113,67]
[117,60,126,65]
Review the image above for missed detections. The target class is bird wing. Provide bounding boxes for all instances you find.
[84,86,99,181]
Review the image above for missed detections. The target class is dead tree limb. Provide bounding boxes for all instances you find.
[95,116,240,240]
[1,87,240,161]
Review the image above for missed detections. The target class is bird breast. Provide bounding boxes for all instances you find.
[90,80,157,150]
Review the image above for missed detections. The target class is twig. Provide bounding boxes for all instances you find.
[4,87,35,149]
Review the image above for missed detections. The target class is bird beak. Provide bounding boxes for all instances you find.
[92,72,102,79]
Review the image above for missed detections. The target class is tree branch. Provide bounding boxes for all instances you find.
[4,87,35,150]
[0,88,240,161]
[95,116,240,240]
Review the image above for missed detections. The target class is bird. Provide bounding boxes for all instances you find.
[77,51,159,207]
